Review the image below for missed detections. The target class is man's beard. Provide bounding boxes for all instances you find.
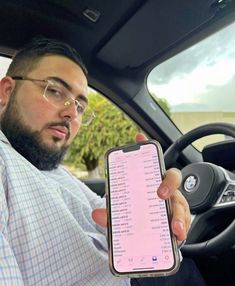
[0,94,69,171]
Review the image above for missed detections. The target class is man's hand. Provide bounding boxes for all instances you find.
[157,168,190,241]
[92,133,191,242]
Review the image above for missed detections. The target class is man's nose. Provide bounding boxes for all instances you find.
[59,100,78,121]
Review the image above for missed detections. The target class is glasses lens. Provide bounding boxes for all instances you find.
[81,105,95,126]
[44,80,66,105]
[44,80,95,126]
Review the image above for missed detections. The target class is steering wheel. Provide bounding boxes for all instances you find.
[164,123,235,256]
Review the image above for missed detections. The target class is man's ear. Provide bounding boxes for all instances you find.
[0,76,15,106]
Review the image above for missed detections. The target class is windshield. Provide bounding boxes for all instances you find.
[147,21,235,150]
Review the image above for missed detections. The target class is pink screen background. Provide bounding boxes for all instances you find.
[108,144,175,273]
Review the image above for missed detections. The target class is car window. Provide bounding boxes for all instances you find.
[147,21,235,151]
[0,56,11,77]
[64,89,142,179]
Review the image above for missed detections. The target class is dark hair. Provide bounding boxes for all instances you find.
[6,37,87,77]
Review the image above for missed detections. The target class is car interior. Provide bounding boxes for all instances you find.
[0,0,234,285]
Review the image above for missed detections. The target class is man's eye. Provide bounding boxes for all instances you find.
[47,86,63,99]
[76,103,85,114]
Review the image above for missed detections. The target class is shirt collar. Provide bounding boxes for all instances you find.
[0,130,11,145]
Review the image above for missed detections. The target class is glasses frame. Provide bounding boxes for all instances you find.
[11,76,95,126]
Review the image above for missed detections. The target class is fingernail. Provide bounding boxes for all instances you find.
[158,186,169,198]
[174,220,186,239]
[175,220,184,231]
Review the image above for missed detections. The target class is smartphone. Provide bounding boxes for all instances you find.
[105,140,180,278]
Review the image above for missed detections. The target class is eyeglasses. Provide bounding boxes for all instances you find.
[11,76,95,126]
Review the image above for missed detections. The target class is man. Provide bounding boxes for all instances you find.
[0,38,191,285]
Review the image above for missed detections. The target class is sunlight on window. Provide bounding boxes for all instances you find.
[148,22,235,113]
[0,56,11,78]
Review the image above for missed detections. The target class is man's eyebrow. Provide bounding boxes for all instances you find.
[47,76,88,104]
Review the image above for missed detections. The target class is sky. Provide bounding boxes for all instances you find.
[148,21,235,112]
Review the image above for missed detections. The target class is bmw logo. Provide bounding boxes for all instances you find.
[184,175,198,192]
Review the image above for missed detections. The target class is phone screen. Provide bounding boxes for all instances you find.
[106,142,178,276]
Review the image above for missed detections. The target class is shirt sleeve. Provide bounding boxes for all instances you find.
[0,164,24,286]
[0,233,24,286]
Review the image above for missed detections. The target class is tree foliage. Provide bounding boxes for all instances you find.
[157,98,171,117]
[65,91,139,175]
[150,92,171,117]
[65,91,171,177]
